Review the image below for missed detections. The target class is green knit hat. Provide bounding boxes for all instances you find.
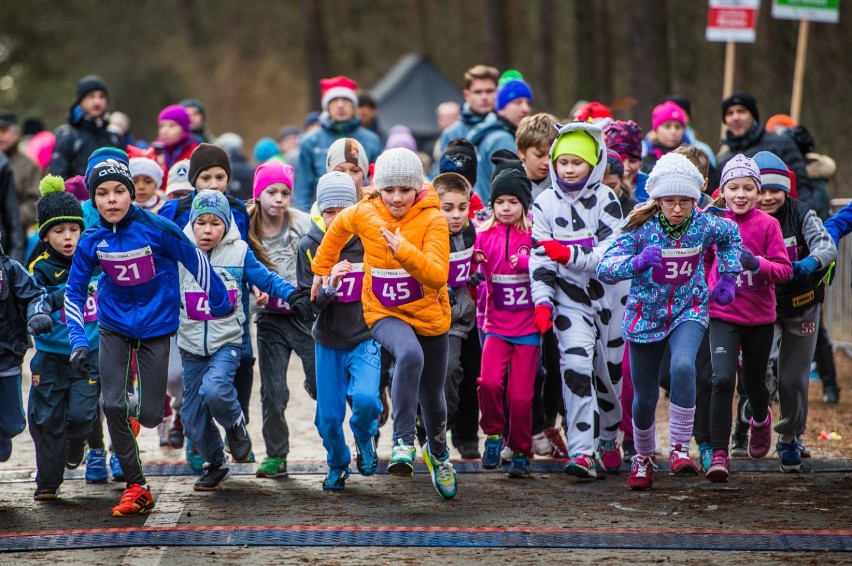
[551,129,599,166]
[37,175,84,238]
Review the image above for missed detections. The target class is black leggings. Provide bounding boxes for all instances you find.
[709,320,774,453]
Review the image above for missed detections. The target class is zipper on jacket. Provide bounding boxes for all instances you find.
[504,225,510,262]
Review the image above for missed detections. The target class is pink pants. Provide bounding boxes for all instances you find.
[477,336,540,455]
[620,347,634,442]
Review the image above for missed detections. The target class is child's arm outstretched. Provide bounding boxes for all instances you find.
[244,248,313,320]
[794,211,837,281]
[311,206,358,292]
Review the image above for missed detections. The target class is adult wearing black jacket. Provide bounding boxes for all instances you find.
[0,152,23,262]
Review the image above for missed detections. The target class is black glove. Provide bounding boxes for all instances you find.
[70,346,91,374]
[27,313,53,336]
[287,290,317,322]
[447,287,458,307]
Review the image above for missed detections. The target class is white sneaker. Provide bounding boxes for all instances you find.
[501,445,513,463]
[532,432,552,456]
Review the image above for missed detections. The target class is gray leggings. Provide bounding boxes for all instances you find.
[371,317,449,455]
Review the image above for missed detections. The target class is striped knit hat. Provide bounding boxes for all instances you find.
[753,151,792,193]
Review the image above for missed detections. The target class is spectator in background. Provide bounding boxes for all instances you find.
[254,137,282,165]
[0,154,23,261]
[384,125,417,152]
[21,118,54,172]
[357,91,381,139]
[106,111,142,149]
[154,105,199,188]
[215,133,256,202]
[181,98,215,144]
[432,101,462,169]
[294,76,382,211]
[278,126,301,167]
[435,65,499,160]
[663,94,717,168]
[784,125,835,221]
[48,75,122,178]
[765,114,796,135]
[0,111,40,241]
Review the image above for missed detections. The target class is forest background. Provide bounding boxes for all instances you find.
[2,0,850,194]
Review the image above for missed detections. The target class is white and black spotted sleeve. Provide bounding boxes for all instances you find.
[569,189,623,273]
[529,193,558,308]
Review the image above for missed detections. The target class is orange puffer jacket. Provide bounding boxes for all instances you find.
[311,184,451,336]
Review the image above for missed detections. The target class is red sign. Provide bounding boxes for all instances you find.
[706,0,761,43]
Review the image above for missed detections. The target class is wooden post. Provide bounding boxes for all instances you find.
[791,20,810,124]
[721,41,736,138]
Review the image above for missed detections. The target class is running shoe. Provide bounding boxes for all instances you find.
[33,486,60,501]
[627,455,657,491]
[777,439,802,473]
[112,484,154,516]
[169,413,184,448]
[322,466,350,490]
[706,450,730,483]
[508,452,531,478]
[481,435,502,469]
[564,454,598,479]
[597,439,623,473]
[85,448,108,483]
[748,414,772,459]
[225,414,252,462]
[109,452,125,483]
[422,443,457,499]
[669,443,699,475]
[185,439,205,473]
[388,439,416,477]
[65,438,86,470]
[698,441,713,473]
[193,463,232,491]
[255,456,287,478]
[355,436,378,476]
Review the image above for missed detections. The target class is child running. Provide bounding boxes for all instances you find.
[27,176,100,500]
[310,147,457,499]
[178,190,312,491]
[297,172,383,490]
[529,121,624,479]
[65,148,233,516]
[248,160,314,479]
[597,152,742,491]
[705,155,792,482]
[475,168,539,478]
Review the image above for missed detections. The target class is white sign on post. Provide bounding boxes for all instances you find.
[706,0,762,42]
[772,0,840,23]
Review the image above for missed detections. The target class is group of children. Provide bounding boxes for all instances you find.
[0,101,838,515]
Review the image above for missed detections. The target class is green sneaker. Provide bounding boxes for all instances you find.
[255,456,287,478]
[387,439,416,477]
[422,442,457,500]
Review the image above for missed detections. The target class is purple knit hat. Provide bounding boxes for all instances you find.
[158,104,191,133]
[605,120,643,160]
[720,153,762,190]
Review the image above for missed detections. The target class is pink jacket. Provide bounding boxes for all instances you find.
[475,223,536,337]
[708,207,792,326]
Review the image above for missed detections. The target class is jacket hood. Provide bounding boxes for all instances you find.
[183,210,240,249]
[319,112,363,135]
[547,121,608,199]
[468,113,513,145]
[806,152,836,179]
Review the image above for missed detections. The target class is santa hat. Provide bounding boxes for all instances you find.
[320,76,359,111]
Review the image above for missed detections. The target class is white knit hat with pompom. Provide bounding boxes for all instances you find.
[646,152,704,202]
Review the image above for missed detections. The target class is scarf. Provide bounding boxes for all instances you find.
[658,209,694,239]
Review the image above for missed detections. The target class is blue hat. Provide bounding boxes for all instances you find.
[753,151,791,193]
[496,79,533,112]
[190,189,232,232]
[86,147,135,201]
[253,137,280,163]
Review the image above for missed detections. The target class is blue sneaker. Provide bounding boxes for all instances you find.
[85,449,108,483]
[482,435,502,469]
[777,439,802,473]
[0,439,11,462]
[698,441,713,473]
[185,438,205,472]
[108,451,125,482]
[355,437,377,476]
[508,452,531,478]
[422,443,457,499]
[322,466,351,491]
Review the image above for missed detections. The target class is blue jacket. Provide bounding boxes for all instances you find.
[65,205,232,350]
[293,115,382,212]
[158,191,250,240]
[467,113,517,202]
[596,209,741,343]
[432,103,490,175]
[823,201,852,246]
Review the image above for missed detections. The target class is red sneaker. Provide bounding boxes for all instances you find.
[598,439,623,473]
[627,455,656,491]
[111,484,154,517]
[544,427,569,459]
[669,443,699,476]
[705,450,730,483]
[748,413,772,459]
[564,454,598,479]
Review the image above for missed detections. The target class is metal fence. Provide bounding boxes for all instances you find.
[824,199,851,347]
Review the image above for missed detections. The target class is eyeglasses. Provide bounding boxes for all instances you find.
[659,199,694,211]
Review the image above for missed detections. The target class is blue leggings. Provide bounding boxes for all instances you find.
[629,321,705,430]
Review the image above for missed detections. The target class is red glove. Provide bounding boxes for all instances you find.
[533,304,553,334]
[541,240,571,265]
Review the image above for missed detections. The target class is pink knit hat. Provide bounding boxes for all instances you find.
[253,160,295,200]
[158,104,191,133]
[651,101,686,131]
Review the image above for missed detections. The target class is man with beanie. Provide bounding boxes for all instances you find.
[0,111,41,244]
[717,91,810,202]
[48,75,121,179]
[296,172,383,489]
[436,65,500,162]
[294,76,382,212]
[181,98,215,144]
[467,78,533,201]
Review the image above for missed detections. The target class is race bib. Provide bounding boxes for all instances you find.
[372,267,424,307]
[97,246,156,287]
[334,263,365,303]
[448,248,473,287]
[61,290,98,324]
[185,281,238,321]
[784,236,798,263]
[736,269,768,292]
[492,273,533,312]
[651,246,701,285]
[267,297,293,314]
[553,228,595,247]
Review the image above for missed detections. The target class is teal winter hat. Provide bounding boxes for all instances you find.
[190,189,232,232]
[753,151,792,193]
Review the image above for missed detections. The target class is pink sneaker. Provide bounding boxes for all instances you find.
[597,440,623,473]
[627,455,657,491]
[564,454,597,479]
[705,450,730,483]
[668,443,699,476]
[748,413,772,459]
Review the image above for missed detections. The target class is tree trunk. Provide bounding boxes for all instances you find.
[302,0,331,108]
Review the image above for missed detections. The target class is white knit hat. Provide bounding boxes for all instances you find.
[165,158,193,196]
[317,171,357,213]
[129,157,164,190]
[646,152,704,202]
[372,148,424,190]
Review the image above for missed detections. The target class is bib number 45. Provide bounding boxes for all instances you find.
[381,282,411,303]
